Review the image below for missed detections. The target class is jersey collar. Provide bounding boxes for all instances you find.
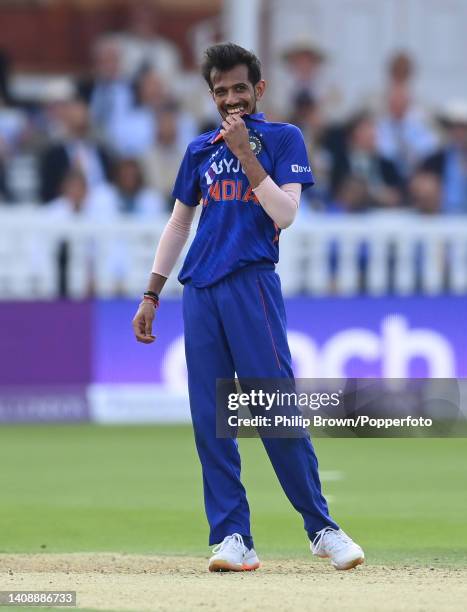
[210,112,267,144]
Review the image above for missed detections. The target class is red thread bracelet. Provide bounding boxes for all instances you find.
[143,296,159,308]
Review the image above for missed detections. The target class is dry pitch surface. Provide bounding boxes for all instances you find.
[0,554,466,612]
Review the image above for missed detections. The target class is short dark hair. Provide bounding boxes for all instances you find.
[201,42,262,89]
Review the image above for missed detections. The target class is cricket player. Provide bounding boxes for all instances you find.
[132,43,364,572]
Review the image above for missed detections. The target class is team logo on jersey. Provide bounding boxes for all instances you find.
[249,134,262,155]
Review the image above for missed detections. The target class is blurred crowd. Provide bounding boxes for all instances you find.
[1,18,467,221]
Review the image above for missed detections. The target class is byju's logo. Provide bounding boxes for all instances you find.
[291,164,311,173]
[205,158,242,185]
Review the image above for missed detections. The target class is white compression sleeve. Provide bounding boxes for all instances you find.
[151,199,196,277]
[253,177,301,229]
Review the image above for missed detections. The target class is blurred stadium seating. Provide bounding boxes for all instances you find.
[1,1,466,302]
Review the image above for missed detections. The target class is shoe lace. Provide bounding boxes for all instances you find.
[212,533,246,554]
[312,527,352,554]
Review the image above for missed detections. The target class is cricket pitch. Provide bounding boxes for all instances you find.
[1,554,466,612]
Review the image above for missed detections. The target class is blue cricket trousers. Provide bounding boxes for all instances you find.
[183,263,339,548]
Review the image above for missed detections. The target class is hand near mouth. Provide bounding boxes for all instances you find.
[220,114,251,158]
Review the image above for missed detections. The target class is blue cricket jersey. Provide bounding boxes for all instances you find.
[173,112,314,287]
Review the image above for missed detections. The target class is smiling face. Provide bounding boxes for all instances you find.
[210,64,265,120]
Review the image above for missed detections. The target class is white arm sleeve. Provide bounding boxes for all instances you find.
[252,177,301,229]
[151,199,196,277]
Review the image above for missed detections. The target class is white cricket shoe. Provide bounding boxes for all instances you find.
[208,533,260,572]
[311,527,364,570]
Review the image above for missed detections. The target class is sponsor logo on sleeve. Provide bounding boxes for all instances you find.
[291,164,311,173]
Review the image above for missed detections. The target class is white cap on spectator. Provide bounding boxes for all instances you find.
[280,36,327,62]
[438,100,467,126]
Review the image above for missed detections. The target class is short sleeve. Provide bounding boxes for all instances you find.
[172,145,200,206]
[272,125,315,191]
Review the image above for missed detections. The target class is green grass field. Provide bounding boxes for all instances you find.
[0,425,466,566]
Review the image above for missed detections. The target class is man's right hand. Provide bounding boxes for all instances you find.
[132,302,156,344]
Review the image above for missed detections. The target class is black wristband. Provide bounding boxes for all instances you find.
[143,290,159,302]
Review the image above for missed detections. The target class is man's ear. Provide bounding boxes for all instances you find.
[255,79,266,100]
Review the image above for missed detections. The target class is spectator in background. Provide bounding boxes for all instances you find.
[48,169,88,217]
[47,163,164,296]
[0,155,9,202]
[289,92,333,211]
[0,49,27,202]
[282,39,326,98]
[420,100,467,214]
[36,79,77,143]
[328,176,373,214]
[0,49,12,105]
[142,102,186,208]
[328,111,403,209]
[109,158,165,217]
[376,83,437,179]
[326,174,374,292]
[0,121,12,202]
[46,168,118,220]
[77,37,133,140]
[408,170,441,215]
[46,169,122,297]
[110,0,181,81]
[366,51,417,114]
[407,169,446,291]
[277,38,342,121]
[106,67,166,157]
[39,97,113,203]
[108,66,196,158]
[0,49,26,155]
[388,51,415,89]
[0,101,28,157]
